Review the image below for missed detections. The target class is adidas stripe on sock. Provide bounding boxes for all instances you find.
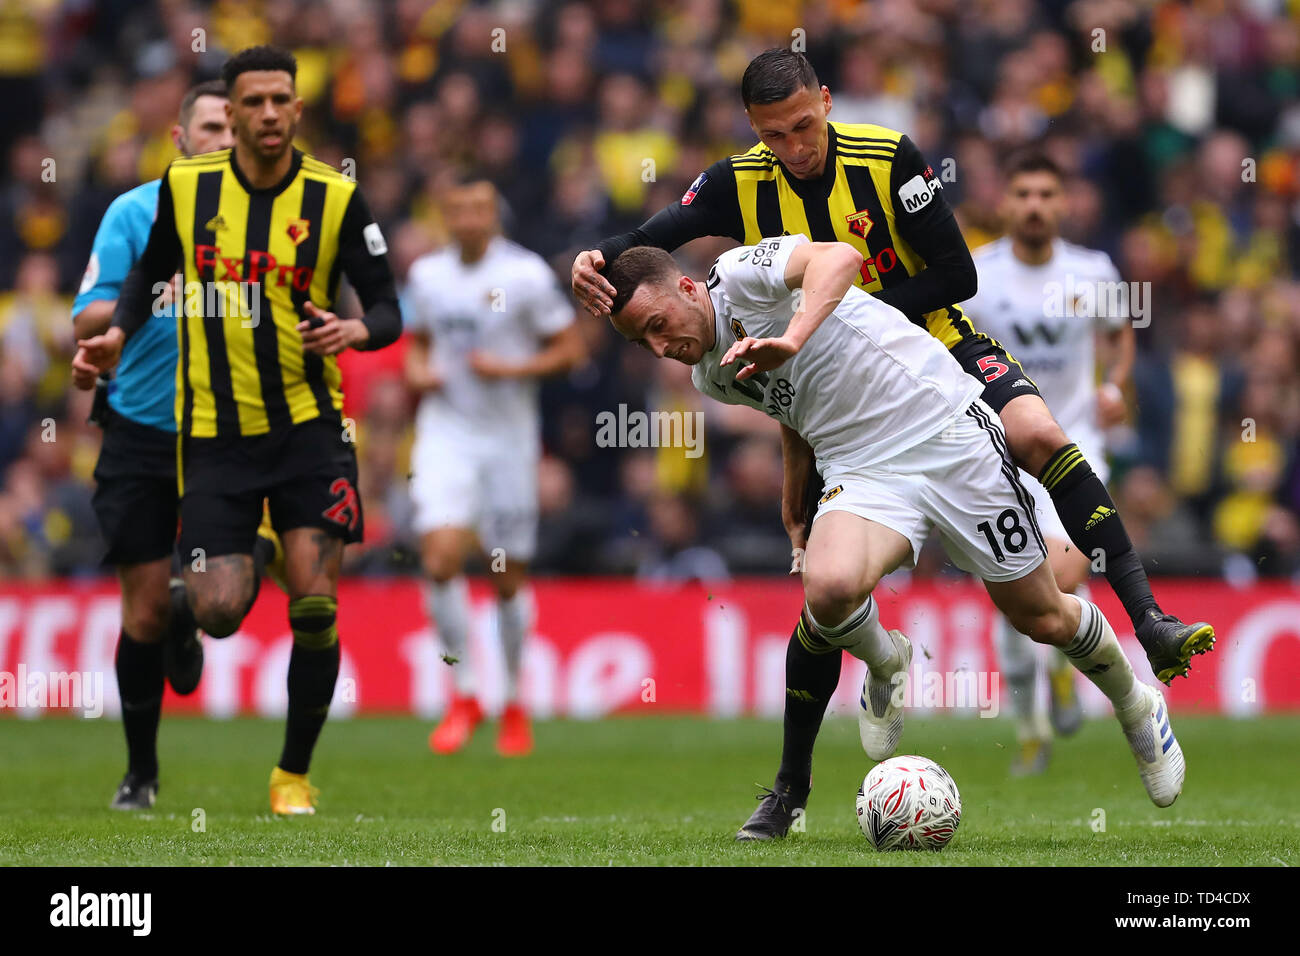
[1062,593,1145,726]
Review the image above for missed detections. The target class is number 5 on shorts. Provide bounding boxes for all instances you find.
[976,508,1027,563]
[977,355,1010,383]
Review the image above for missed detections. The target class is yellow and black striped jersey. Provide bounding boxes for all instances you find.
[111,148,400,439]
[597,121,979,349]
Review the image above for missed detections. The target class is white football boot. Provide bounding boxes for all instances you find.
[858,630,912,761]
[1121,683,1186,807]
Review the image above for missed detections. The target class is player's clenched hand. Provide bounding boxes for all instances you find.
[70,348,100,390]
[75,327,126,374]
[1096,382,1126,427]
[298,301,368,356]
[571,249,615,317]
[469,351,521,380]
[721,335,799,381]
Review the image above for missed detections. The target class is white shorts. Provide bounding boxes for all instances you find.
[1016,426,1107,545]
[410,427,539,561]
[813,400,1047,582]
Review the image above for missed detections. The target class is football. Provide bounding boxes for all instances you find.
[856,755,962,851]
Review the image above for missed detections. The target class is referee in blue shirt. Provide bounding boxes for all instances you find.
[71,80,232,810]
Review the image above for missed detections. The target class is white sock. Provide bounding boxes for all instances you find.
[806,595,899,675]
[425,576,474,696]
[1062,593,1145,727]
[996,615,1044,741]
[497,589,532,703]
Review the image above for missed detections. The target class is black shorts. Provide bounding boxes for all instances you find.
[948,334,1041,414]
[91,412,180,566]
[178,417,363,560]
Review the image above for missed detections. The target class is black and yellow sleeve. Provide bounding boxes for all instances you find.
[872,135,977,321]
[110,171,183,341]
[595,157,745,267]
[333,187,401,351]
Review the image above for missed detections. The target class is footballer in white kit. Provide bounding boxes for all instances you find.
[964,152,1135,775]
[690,237,1038,583]
[404,176,583,757]
[605,233,1184,835]
[968,238,1129,543]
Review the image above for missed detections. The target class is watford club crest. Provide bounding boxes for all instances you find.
[846,208,873,240]
[285,217,311,246]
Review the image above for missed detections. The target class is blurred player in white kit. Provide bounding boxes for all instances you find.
[404,174,584,756]
[964,150,1135,775]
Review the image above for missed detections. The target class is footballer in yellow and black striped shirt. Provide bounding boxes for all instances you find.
[79,45,403,815]
[572,49,1212,837]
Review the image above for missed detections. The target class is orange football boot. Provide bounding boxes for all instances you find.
[496,702,533,757]
[429,695,484,754]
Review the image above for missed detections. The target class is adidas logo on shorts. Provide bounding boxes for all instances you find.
[1011,378,1034,388]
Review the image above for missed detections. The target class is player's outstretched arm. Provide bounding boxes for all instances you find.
[780,423,815,572]
[1096,321,1136,427]
[470,323,586,381]
[82,173,183,372]
[573,160,744,316]
[73,184,162,344]
[72,278,181,387]
[722,241,863,381]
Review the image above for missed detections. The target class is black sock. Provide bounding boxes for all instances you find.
[115,631,163,780]
[278,643,340,773]
[1039,443,1159,630]
[278,596,340,774]
[776,611,842,791]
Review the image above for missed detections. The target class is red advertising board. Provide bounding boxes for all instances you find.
[1,578,1297,718]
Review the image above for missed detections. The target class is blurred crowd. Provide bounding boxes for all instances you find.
[3,0,1300,583]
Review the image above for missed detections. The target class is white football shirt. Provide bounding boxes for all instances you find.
[964,237,1127,438]
[404,236,573,442]
[692,235,982,474]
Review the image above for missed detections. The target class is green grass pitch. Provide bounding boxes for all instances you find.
[2,714,1297,866]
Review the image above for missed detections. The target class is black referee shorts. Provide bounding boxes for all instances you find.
[948,333,1042,414]
[91,412,180,566]
[178,417,364,560]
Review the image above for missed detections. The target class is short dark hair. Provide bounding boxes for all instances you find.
[741,48,820,108]
[1003,148,1064,182]
[450,168,496,190]
[221,45,297,91]
[178,79,227,128]
[606,247,681,317]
